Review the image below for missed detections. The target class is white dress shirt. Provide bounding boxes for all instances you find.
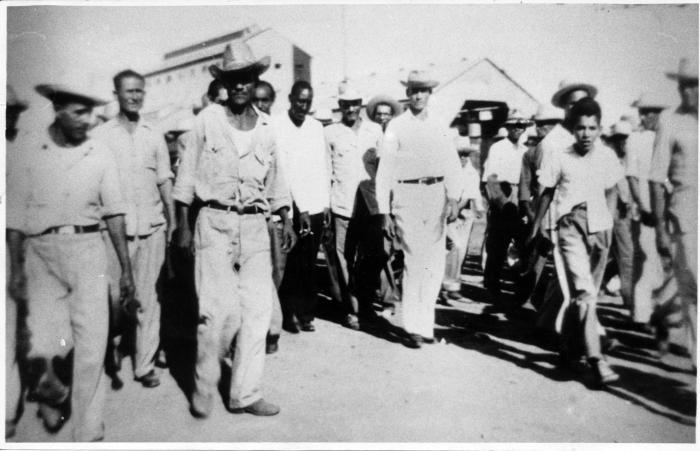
[272,114,331,215]
[482,137,527,184]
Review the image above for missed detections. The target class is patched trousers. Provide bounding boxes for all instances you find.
[193,208,273,409]
[24,232,109,442]
[393,182,447,339]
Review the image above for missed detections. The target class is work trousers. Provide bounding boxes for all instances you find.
[329,214,361,315]
[193,208,273,409]
[279,211,325,325]
[484,194,523,295]
[105,227,165,378]
[267,219,286,336]
[442,213,476,292]
[632,220,663,323]
[24,233,109,441]
[610,211,634,307]
[393,182,446,339]
[557,206,611,360]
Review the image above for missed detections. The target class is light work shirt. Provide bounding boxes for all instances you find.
[649,107,698,233]
[375,108,462,214]
[325,118,383,217]
[482,137,527,184]
[172,104,290,213]
[539,142,623,233]
[6,131,126,236]
[535,122,576,230]
[625,129,656,212]
[92,116,173,236]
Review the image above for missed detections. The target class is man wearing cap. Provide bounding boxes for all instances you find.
[376,70,461,348]
[625,92,668,324]
[324,84,383,330]
[274,81,332,334]
[649,57,698,365]
[5,85,28,439]
[92,69,175,389]
[173,41,293,417]
[7,84,136,440]
[481,109,532,300]
[366,94,403,132]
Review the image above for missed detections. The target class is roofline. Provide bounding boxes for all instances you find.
[164,26,253,60]
[482,58,540,104]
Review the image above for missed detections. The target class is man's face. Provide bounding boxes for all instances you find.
[224,72,256,108]
[407,87,431,113]
[572,114,601,154]
[679,78,699,112]
[535,121,557,138]
[56,102,93,144]
[339,99,362,124]
[638,108,662,131]
[289,88,313,122]
[458,152,470,168]
[374,104,393,126]
[506,123,527,142]
[115,76,145,115]
[253,85,274,114]
[563,89,590,118]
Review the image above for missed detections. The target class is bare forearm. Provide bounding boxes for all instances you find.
[159,179,176,227]
[605,187,618,216]
[531,188,554,234]
[7,229,26,275]
[650,181,667,232]
[105,215,132,274]
[627,176,644,210]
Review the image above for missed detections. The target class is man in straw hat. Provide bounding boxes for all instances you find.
[325,83,383,330]
[649,56,698,366]
[366,94,403,132]
[173,40,294,417]
[625,92,669,325]
[6,83,136,440]
[376,70,461,348]
[92,69,176,390]
[5,85,28,439]
[481,109,532,302]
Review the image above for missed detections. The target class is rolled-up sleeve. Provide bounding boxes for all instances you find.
[649,112,672,184]
[155,134,175,184]
[376,128,398,215]
[99,147,127,217]
[265,138,291,212]
[172,130,199,205]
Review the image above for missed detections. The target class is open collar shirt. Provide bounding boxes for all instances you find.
[325,118,383,217]
[375,108,462,215]
[538,141,623,233]
[482,137,528,184]
[172,104,290,214]
[6,130,126,236]
[272,113,330,216]
[92,115,173,236]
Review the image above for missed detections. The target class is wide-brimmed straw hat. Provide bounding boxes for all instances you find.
[551,79,598,108]
[532,103,564,122]
[35,84,108,106]
[632,92,670,110]
[666,57,698,81]
[338,83,363,102]
[209,40,271,81]
[366,94,402,119]
[400,70,439,89]
[7,85,28,111]
[504,109,534,127]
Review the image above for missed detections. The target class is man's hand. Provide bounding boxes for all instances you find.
[282,219,297,252]
[446,199,459,223]
[8,269,27,302]
[382,214,396,240]
[640,209,656,227]
[299,211,312,237]
[119,271,141,319]
[656,228,673,270]
[176,224,194,256]
[322,208,331,229]
[166,223,176,246]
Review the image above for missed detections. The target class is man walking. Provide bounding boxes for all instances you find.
[92,69,176,388]
[376,70,461,348]
[173,41,293,417]
[7,84,136,440]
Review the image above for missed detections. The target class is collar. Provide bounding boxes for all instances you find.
[115,113,152,131]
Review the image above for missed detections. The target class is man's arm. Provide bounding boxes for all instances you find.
[526,186,555,244]
[650,181,672,265]
[158,179,176,244]
[104,214,137,313]
[7,229,27,302]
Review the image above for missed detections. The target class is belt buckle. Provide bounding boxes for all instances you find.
[57,225,75,235]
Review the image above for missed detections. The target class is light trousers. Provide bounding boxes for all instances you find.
[632,221,663,323]
[5,254,21,426]
[442,213,475,292]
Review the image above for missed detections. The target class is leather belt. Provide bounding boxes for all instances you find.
[397,176,444,186]
[36,224,100,236]
[205,201,264,215]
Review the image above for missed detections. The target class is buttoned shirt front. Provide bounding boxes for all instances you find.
[6,130,126,236]
[92,115,173,236]
[649,107,698,233]
[539,142,623,233]
[375,108,462,215]
[172,104,290,214]
[482,137,528,185]
[625,129,656,211]
[272,113,330,215]
[325,118,383,217]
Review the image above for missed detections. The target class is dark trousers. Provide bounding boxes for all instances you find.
[484,201,523,295]
[279,210,325,324]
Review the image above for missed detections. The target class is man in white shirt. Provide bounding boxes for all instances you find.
[376,70,461,348]
[325,85,383,330]
[527,97,623,386]
[481,109,531,301]
[274,81,332,333]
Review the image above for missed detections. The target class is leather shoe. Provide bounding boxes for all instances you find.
[190,391,213,419]
[229,398,280,416]
[403,333,422,349]
[300,321,315,332]
[590,358,620,386]
[266,335,280,355]
[282,320,300,334]
[37,402,69,433]
[344,314,360,331]
[135,369,160,388]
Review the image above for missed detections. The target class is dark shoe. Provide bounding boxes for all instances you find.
[300,321,315,332]
[421,336,436,344]
[5,420,16,439]
[282,320,300,334]
[403,333,422,349]
[344,314,360,331]
[110,373,124,390]
[266,335,280,355]
[37,402,69,433]
[135,369,160,388]
[189,391,213,419]
[229,398,280,416]
[590,358,620,386]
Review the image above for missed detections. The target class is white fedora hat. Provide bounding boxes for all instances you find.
[665,57,698,81]
[337,83,363,102]
[551,79,598,108]
[632,92,671,110]
[400,70,439,89]
[533,103,564,122]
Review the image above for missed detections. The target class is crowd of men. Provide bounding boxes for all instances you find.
[4,38,697,442]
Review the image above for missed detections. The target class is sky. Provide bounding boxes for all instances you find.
[4,1,699,128]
